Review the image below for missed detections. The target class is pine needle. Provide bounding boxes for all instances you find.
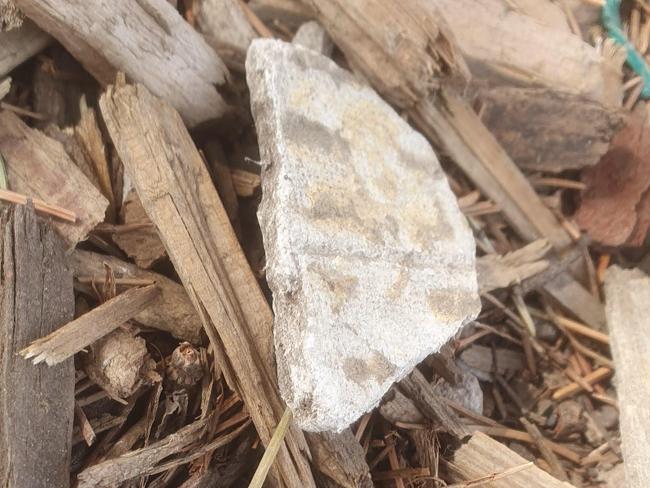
[248,407,293,488]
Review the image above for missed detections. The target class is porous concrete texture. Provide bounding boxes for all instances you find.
[246,39,480,432]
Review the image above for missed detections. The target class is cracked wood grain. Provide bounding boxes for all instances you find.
[0,204,75,488]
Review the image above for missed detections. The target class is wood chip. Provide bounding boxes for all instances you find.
[13,0,230,126]
[0,110,108,247]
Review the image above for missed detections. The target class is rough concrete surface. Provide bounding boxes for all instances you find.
[246,39,480,432]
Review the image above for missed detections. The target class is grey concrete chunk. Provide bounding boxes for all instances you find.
[292,21,333,57]
[246,39,480,432]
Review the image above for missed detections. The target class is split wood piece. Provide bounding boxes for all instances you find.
[193,0,257,72]
[75,102,115,219]
[470,426,581,464]
[447,432,576,487]
[476,239,551,293]
[306,0,471,108]
[21,284,159,366]
[604,266,650,488]
[477,87,623,172]
[0,204,75,488]
[77,413,250,487]
[44,125,102,188]
[0,19,50,77]
[0,110,108,247]
[75,402,97,446]
[72,250,203,343]
[14,0,230,127]
[100,79,314,488]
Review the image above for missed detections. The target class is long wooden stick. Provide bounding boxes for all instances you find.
[0,188,76,222]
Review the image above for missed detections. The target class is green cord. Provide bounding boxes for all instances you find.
[603,0,650,97]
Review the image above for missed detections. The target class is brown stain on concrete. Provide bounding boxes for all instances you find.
[343,351,396,386]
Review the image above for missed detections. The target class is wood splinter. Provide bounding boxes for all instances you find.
[21,284,159,366]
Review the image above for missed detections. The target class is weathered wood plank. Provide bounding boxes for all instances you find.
[604,266,650,488]
[14,0,230,127]
[0,205,75,488]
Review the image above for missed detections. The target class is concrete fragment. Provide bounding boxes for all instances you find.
[292,21,332,57]
[246,39,479,431]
